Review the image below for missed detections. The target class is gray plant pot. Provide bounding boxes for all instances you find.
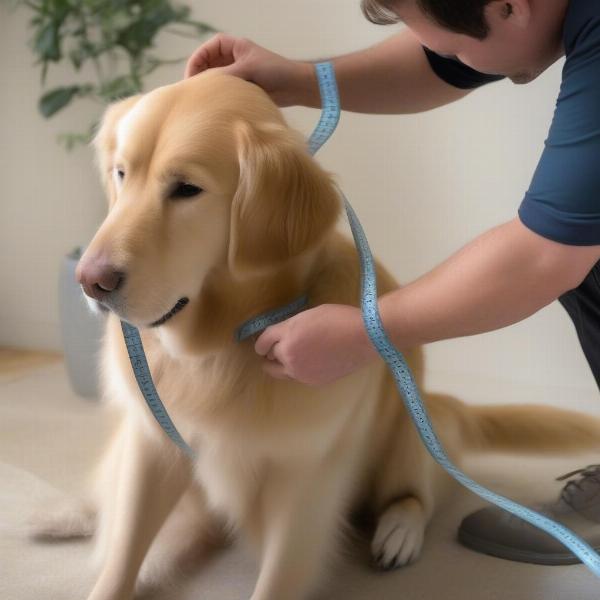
[58,248,104,399]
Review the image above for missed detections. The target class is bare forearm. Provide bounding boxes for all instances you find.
[371,218,600,352]
[299,30,471,113]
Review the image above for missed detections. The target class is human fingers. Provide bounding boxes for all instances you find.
[261,358,291,380]
[254,324,283,357]
[266,342,280,362]
[185,33,240,78]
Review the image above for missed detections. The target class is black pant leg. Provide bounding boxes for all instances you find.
[558,260,600,391]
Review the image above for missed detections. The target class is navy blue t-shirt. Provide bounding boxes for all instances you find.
[424,0,600,246]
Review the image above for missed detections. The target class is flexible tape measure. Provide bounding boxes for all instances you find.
[121,61,600,578]
[308,62,600,577]
[121,321,196,459]
[235,294,309,342]
[308,62,341,155]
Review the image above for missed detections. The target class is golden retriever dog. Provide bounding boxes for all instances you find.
[33,70,600,600]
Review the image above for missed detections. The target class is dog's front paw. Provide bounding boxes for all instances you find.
[371,500,425,570]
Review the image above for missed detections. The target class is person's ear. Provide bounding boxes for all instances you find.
[93,95,141,205]
[489,0,531,30]
[228,121,341,278]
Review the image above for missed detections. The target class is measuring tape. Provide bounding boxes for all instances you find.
[308,62,341,154]
[308,62,600,577]
[121,321,196,459]
[121,61,600,577]
[235,294,309,343]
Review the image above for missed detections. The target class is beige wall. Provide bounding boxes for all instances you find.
[1,1,596,394]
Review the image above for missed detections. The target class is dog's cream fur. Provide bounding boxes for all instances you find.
[34,71,600,600]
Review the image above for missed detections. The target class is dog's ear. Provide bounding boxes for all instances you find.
[93,95,141,203]
[228,122,341,277]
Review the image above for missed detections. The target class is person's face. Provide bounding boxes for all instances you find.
[395,0,568,84]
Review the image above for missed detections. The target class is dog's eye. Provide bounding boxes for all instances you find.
[170,182,203,199]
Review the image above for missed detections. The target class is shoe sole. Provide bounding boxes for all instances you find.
[457,529,599,566]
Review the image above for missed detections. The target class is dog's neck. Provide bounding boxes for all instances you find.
[157,249,321,357]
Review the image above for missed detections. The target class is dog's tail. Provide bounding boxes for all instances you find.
[427,393,600,455]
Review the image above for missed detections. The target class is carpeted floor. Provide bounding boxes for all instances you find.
[1,359,599,600]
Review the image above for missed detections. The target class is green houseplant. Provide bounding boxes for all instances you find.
[17,0,215,148]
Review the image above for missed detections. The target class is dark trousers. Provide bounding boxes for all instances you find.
[559,260,600,391]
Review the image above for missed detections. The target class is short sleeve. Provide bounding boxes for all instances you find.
[422,47,505,89]
[518,13,600,246]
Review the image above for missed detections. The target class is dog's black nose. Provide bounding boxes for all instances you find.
[76,255,125,301]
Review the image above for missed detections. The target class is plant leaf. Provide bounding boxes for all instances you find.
[98,76,141,101]
[116,2,180,56]
[58,130,94,151]
[39,86,80,118]
[34,21,61,61]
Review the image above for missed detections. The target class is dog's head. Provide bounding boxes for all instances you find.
[77,71,340,331]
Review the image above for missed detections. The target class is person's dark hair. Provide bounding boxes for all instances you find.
[361,0,496,39]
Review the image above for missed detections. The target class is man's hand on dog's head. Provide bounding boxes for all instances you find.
[184,33,319,108]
